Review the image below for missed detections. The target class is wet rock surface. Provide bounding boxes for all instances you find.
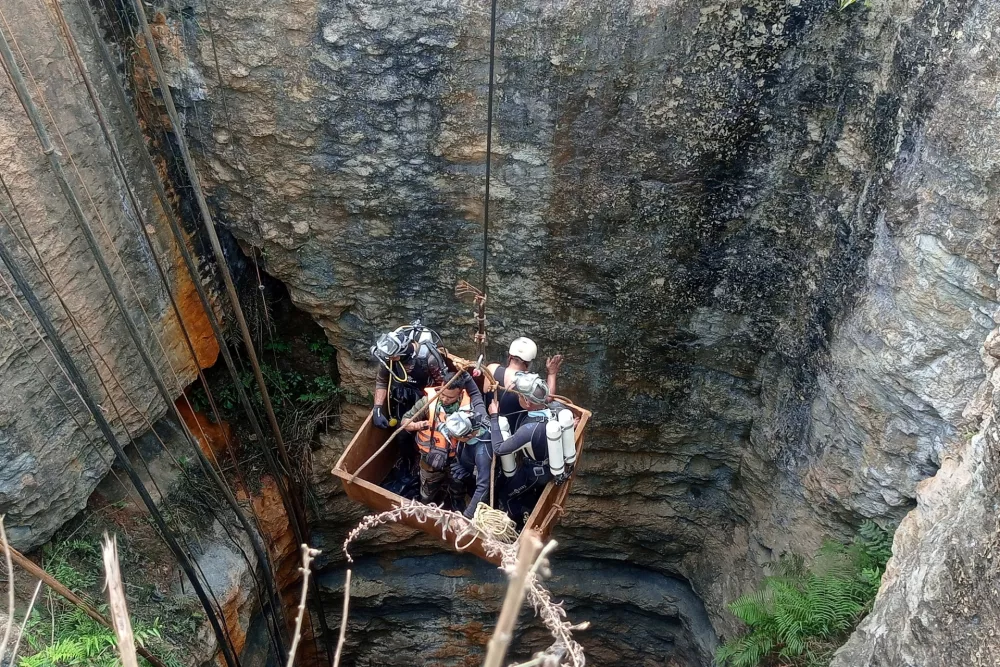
[0,0,998,662]
[0,0,217,549]
[153,0,1000,659]
[318,552,717,667]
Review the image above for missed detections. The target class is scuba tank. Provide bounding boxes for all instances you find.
[546,419,565,477]
[498,416,517,478]
[558,409,576,467]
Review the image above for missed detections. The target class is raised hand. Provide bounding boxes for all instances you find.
[546,354,564,375]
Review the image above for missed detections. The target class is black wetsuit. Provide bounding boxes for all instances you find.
[488,364,529,430]
[375,344,446,420]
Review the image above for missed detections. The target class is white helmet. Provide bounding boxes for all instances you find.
[508,337,537,362]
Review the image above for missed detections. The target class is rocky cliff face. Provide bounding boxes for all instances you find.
[2,0,999,662]
[150,0,999,657]
[0,0,217,549]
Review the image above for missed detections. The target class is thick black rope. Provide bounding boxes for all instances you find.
[0,26,243,667]
[482,0,499,304]
[48,2,288,658]
[0,232,241,667]
[77,0,301,557]
[477,0,499,360]
[115,0,332,653]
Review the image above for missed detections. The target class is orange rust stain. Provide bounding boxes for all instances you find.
[431,621,490,663]
[121,15,221,372]
[216,595,248,667]
[175,398,235,459]
[237,476,323,666]
[170,258,220,369]
[450,620,491,645]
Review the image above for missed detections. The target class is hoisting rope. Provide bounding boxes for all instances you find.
[0,192,250,663]
[476,0,500,361]
[481,0,499,307]
[123,0,312,546]
[0,22,242,667]
[44,1,288,658]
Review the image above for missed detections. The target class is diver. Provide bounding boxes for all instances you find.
[489,372,578,527]
[399,370,487,431]
[414,410,485,510]
[485,337,563,430]
[370,321,447,429]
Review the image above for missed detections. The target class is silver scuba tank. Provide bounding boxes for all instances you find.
[558,409,576,467]
[546,418,565,476]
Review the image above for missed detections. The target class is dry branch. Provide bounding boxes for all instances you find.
[332,569,351,667]
[483,531,543,667]
[9,580,42,666]
[102,534,139,667]
[286,544,321,667]
[0,516,15,667]
[4,538,169,667]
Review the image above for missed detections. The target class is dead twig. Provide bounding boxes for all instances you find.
[9,580,42,666]
[0,515,15,667]
[5,540,169,667]
[332,569,352,667]
[483,531,543,667]
[342,501,586,666]
[102,533,139,667]
[286,544,321,667]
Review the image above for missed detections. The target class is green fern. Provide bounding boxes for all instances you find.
[21,607,169,667]
[715,522,894,667]
[20,544,179,667]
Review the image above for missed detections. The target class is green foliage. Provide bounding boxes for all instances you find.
[196,366,339,419]
[716,521,893,667]
[263,338,292,354]
[21,607,164,667]
[308,340,336,363]
[42,540,101,593]
[22,541,180,667]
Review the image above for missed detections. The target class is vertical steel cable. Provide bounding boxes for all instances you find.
[75,0,302,545]
[482,0,499,305]
[479,0,499,359]
[122,1,333,651]
[125,0,305,516]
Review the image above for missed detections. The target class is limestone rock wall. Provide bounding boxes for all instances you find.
[0,0,998,661]
[154,0,1000,649]
[0,0,216,548]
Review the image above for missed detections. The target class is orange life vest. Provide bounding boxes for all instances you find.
[415,386,471,455]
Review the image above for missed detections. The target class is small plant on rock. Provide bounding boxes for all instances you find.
[715,521,893,667]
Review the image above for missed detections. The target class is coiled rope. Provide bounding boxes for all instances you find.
[473,502,517,544]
